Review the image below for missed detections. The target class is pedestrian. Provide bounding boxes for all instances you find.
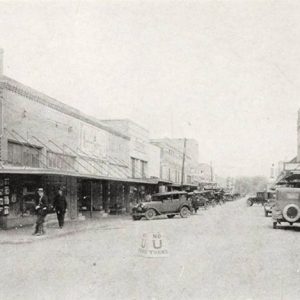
[53,187,67,228]
[33,188,48,236]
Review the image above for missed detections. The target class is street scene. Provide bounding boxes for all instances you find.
[1,1,300,300]
[1,199,300,300]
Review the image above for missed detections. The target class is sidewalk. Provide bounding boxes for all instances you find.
[0,215,131,245]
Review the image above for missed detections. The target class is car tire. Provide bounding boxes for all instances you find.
[264,210,268,217]
[167,214,175,219]
[145,209,156,220]
[180,206,190,218]
[273,222,277,229]
[132,216,141,221]
[282,204,300,223]
[247,199,253,206]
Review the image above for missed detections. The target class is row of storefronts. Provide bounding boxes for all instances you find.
[0,170,172,229]
[0,51,210,229]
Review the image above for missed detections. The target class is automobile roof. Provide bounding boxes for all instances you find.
[276,187,300,192]
[152,191,188,197]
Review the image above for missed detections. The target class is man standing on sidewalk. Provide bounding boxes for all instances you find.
[33,188,48,236]
[53,187,67,229]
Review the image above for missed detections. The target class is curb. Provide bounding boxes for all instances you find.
[0,223,126,245]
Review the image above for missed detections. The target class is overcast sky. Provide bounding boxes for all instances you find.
[0,0,299,178]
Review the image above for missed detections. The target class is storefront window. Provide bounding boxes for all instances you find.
[8,141,41,167]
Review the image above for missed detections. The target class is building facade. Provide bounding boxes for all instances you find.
[189,163,213,185]
[150,138,200,186]
[0,52,159,229]
[101,119,160,179]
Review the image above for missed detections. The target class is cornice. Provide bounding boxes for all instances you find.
[0,76,130,140]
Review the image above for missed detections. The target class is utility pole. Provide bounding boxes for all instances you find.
[181,138,187,189]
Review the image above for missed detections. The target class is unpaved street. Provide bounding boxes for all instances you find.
[1,198,300,300]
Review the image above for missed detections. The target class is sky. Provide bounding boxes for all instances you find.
[0,0,299,178]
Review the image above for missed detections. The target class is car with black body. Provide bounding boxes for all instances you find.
[272,187,300,229]
[188,191,208,212]
[131,191,192,220]
[247,192,267,206]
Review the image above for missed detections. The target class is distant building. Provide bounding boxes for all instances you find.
[150,138,199,185]
[101,119,160,179]
[190,163,213,184]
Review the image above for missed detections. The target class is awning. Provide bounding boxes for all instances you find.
[171,183,199,188]
[275,170,300,185]
[0,167,160,185]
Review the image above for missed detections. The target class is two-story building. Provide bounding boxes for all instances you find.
[0,51,160,229]
[150,138,200,189]
[101,119,160,179]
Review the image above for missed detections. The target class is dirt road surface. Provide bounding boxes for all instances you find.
[1,198,300,300]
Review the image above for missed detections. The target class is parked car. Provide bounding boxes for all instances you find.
[232,193,241,200]
[263,191,276,217]
[188,191,208,212]
[131,191,192,220]
[272,188,300,229]
[247,192,267,206]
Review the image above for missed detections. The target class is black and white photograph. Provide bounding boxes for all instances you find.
[0,1,300,299]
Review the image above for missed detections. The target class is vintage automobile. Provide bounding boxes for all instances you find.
[131,191,192,220]
[232,193,241,200]
[263,191,276,217]
[272,188,300,229]
[247,192,267,206]
[188,191,208,212]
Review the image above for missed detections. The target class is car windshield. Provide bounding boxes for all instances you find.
[152,195,172,201]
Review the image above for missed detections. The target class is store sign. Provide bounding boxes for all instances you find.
[138,232,169,258]
[79,123,107,158]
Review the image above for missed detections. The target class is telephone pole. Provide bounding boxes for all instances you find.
[181,138,187,188]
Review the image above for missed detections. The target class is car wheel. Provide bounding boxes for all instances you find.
[264,210,268,217]
[247,199,253,206]
[180,206,190,218]
[145,209,156,220]
[273,222,277,229]
[282,204,300,223]
[167,214,175,218]
[132,216,141,221]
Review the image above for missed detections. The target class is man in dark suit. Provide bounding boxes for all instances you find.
[53,187,67,228]
[33,188,48,236]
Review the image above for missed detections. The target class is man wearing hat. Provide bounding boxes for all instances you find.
[33,188,48,236]
[53,187,67,228]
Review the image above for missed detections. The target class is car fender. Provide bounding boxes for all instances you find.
[179,203,192,212]
[144,206,161,215]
